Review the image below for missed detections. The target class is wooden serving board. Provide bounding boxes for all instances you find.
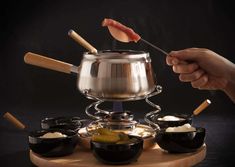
[30,144,206,167]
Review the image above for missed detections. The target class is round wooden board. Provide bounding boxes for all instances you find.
[30,144,206,167]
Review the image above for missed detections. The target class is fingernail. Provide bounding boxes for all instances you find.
[172,59,179,65]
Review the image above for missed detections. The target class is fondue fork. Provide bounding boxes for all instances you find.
[140,38,168,55]
[106,25,188,65]
[3,112,26,130]
[102,18,168,55]
[68,29,98,54]
[191,99,211,117]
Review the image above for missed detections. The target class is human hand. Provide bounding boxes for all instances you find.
[166,48,234,91]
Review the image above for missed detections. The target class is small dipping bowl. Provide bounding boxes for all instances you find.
[41,116,83,132]
[29,129,78,157]
[151,113,192,129]
[91,135,143,165]
[155,127,205,153]
[78,124,155,150]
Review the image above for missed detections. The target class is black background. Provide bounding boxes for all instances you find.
[0,0,235,166]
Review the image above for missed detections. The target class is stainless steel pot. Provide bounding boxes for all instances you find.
[24,50,156,101]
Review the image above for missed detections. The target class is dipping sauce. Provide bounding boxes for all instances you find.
[157,115,185,121]
[91,128,138,144]
[40,132,67,138]
[129,125,155,138]
[166,123,196,132]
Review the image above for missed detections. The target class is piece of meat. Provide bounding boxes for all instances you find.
[102,18,141,43]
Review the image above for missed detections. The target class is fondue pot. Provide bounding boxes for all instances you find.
[24,50,156,101]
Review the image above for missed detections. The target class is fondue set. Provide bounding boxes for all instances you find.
[19,19,208,165]
[24,48,206,161]
[24,50,163,148]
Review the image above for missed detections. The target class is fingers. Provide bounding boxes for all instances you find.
[167,48,213,65]
[169,50,195,61]
[168,48,205,61]
[166,55,179,65]
[166,55,188,66]
[191,74,208,89]
[172,63,199,74]
[166,48,213,90]
[179,69,205,82]
[179,72,209,89]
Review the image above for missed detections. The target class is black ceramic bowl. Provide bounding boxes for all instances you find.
[29,129,78,157]
[155,127,205,153]
[151,113,192,129]
[91,136,143,165]
[41,116,83,132]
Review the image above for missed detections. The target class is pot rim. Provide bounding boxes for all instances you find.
[83,50,150,60]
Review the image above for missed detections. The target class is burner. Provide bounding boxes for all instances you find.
[105,111,134,122]
[79,85,162,150]
[84,85,162,132]
[86,111,137,132]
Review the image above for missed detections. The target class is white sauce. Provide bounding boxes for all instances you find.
[129,126,154,138]
[40,132,67,138]
[157,115,185,121]
[165,123,196,132]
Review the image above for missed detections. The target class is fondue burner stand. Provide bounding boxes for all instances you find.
[84,85,162,132]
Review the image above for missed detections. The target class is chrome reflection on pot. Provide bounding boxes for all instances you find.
[78,50,156,101]
[24,50,156,101]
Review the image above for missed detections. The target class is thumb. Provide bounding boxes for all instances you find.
[169,49,200,61]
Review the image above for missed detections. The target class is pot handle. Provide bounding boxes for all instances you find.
[24,52,79,74]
